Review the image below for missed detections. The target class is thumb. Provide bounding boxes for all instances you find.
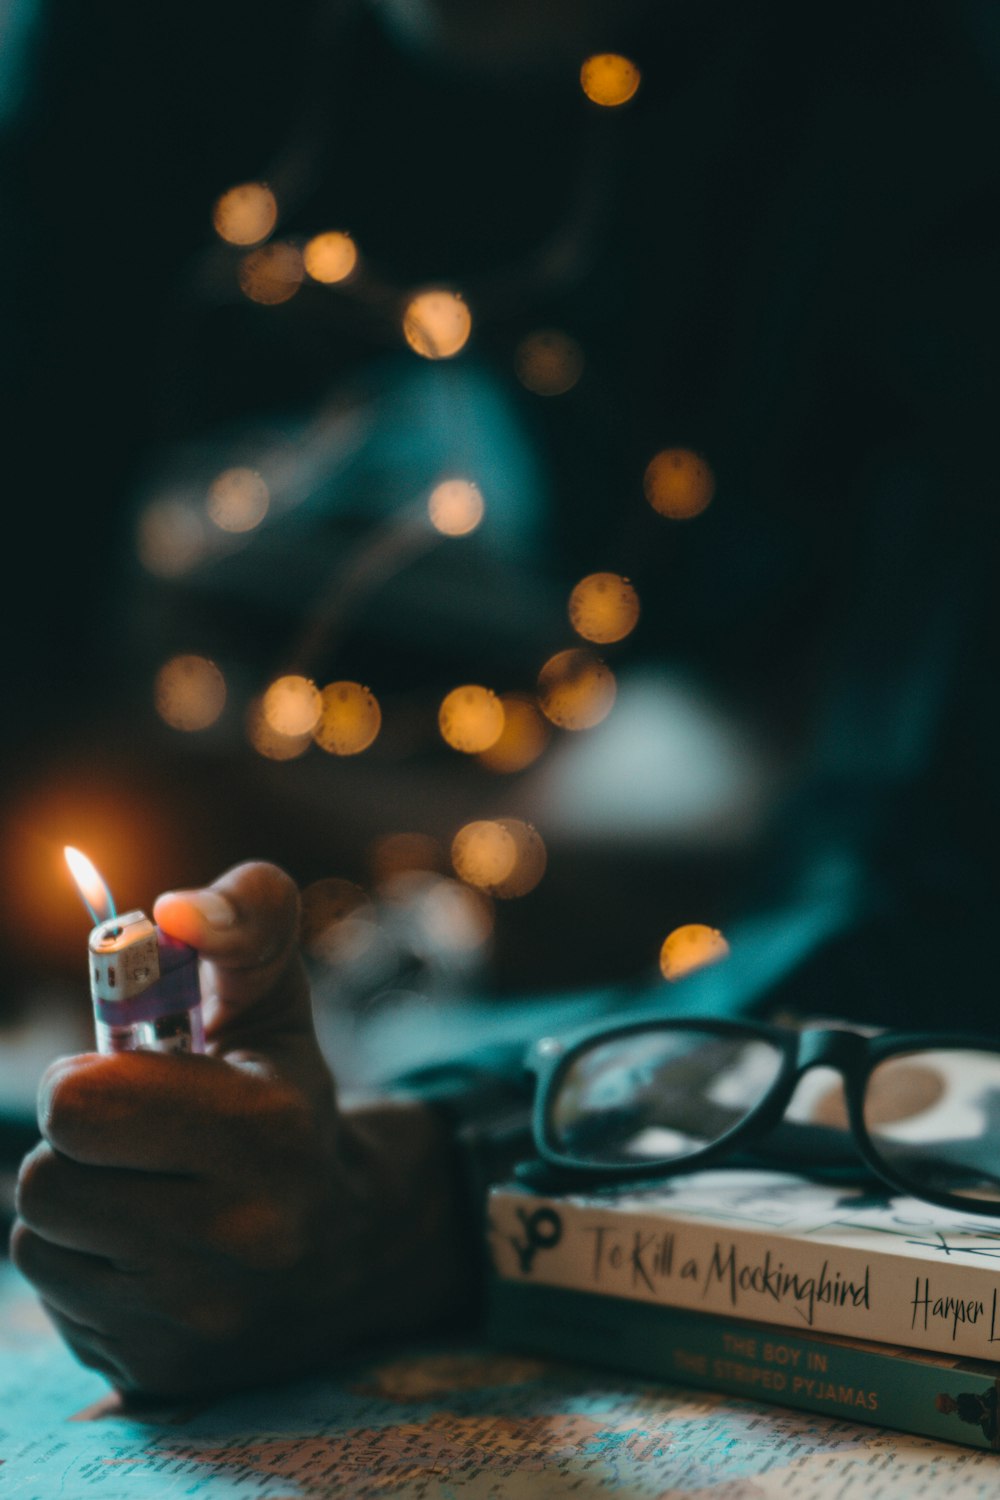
[153,861,313,1042]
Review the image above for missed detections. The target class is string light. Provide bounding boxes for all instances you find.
[490,818,547,899]
[643,449,716,520]
[580,53,641,107]
[167,72,729,987]
[206,467,270,533]
[451,820,517,891]
[450,818,547,898]
[515,330,584,396]
[659,923,731,982]
[568,573,640,644]
[246,697,312,760]
[438,686,505,753]
[428,479,484,537]
[312,681,382,756]
[154,655,226,731]
[402,290,472,359]
[299,878,372,964]
[477,693,550,773]
[303,231,358,284]
[211,183,278,246]
[238,242,304,305]
[371,832,445,882]
[137,499,206,577]
[537,649,616,730]
[417,877,494,953]
[262,675,322,737]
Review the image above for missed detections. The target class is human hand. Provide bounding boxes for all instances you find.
[11,862,471,1395]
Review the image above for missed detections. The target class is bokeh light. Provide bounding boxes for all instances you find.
[312,681,382,756]
[380,869,494,958]
[211,182,278,246]
[154,655,226,732]
[451,820,517,892]
[659,923,731,982]
[643,448,716,520]
[5,779,182,974]
[417,877,493,953]
[515,330,584,396]
[537,649,617,730]
[238,242,304,305]
[568,573,640,644]
[300,878,372,964]
[477,693,551,773]
[438,685,505,753]
[371,832,445,883]
[137,499,206,577]
[428,479,484,537]
[206,467,270,533]
[246,697,312,760]
[402,290,472,359]
[303,231,358,284]
[450,819,546,899]
[580,53,641,107]
[262,675,322,737]
[490,818,547,899]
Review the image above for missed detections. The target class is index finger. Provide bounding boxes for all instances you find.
[38,1051,303,1177]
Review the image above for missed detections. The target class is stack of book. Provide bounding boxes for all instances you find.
[486,1168,1000,1449]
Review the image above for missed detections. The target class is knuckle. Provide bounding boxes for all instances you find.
[38,1060,92,1149]
[227,861,301,959]
[14,1144,59,1223]
[9,1220,39,1276]
[249,859,300,914]
[209,1197,304,1271]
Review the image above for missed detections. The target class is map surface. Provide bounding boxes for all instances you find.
[2,1261,1000,1498]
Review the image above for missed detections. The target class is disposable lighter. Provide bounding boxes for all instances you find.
[66,846,205,1055]
[88,911,206,1055]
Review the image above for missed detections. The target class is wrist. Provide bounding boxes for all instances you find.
[335,1096,479,1342]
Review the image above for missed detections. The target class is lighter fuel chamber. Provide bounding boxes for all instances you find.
[88,910,205,1054]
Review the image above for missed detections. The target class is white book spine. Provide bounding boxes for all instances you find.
[488,1187,1000,1360]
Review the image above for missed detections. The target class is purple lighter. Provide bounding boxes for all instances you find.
[88,911,206,1055]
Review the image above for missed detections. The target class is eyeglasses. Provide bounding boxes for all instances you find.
[525,1016,1000,1214]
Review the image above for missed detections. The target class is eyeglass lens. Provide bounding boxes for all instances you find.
[546,1028,784,1166]
[863,1049,1000,1203]
[547,1029,1000,1202]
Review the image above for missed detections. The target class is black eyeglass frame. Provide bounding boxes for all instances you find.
[527,1015,1000,1215]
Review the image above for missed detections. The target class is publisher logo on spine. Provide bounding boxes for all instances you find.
[511,1207,563,1273]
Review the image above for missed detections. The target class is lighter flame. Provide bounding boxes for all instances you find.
[64,846,116,926]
